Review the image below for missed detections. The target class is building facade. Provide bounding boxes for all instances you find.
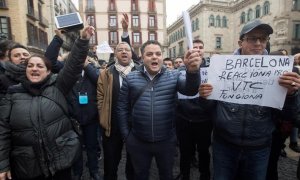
[78,0,167,57]
[0,0,79,54]
[0,0,50,54]
[167,0,300,58]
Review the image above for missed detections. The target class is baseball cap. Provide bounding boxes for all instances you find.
[240,19,273,40]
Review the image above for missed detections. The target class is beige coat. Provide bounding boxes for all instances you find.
[97,67,113,137]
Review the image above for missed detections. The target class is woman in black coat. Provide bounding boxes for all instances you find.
[0,26,95,180]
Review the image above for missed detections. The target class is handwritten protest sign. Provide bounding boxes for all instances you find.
[97,41,113,54]
[207,55,293,109]
[177,68,208,99]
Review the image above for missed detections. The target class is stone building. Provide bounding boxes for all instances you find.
[0,0,78,54]
[167,0,300,58]
[78,0,167,57]
[0,0,50,54]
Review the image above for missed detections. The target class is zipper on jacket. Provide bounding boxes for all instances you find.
[151,84,154,142]
[140,71,160,142]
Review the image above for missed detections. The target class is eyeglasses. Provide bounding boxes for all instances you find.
[116,48,131,53]
[243,36,270,44]
[174,61,183,64]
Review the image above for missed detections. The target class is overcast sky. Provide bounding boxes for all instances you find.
[166,0,199,26]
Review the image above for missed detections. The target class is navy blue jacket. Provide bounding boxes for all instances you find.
[45,35,100,125]
[117,65,200,142]
[44,35,64,73]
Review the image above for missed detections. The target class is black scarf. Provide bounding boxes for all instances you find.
[21,74,52,96]
[3,61,26,82]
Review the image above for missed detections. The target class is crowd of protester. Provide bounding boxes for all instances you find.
[1,13,300,180]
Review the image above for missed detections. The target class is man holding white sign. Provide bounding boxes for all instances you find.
[199,19,300,180]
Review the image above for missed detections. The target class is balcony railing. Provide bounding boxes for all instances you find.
[148,25,157,31]
[148,10,157,15]
[85,6,95,12]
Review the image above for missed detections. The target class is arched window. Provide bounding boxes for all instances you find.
[263,1,270,15]
[240,12,245,24]
[247,9,253,21]
[255,5,261,18]
[216,15,221,27]
[222,16,227,27]
[196,18,199,30]
[209,15,215,27]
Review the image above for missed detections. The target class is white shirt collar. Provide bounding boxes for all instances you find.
[143,66,161,80]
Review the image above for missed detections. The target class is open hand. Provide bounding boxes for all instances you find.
[121,13,129,32]
[80,26,95,40]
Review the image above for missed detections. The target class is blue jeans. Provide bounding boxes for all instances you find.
[213,139,271,180]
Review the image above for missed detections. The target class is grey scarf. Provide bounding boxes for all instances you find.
[3,61,26,82]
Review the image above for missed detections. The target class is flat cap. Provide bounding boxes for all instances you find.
[240,19,273,39]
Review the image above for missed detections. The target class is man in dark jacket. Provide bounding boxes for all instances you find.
[176,39,213,180]
[199,19,300,180]
[117,40,202,180]
[0,44,30,100]
[44,29,101,180]
[96,13,139,180]
[97,41,138,180]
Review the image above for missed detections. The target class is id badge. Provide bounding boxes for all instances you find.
[79,92,88,104]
